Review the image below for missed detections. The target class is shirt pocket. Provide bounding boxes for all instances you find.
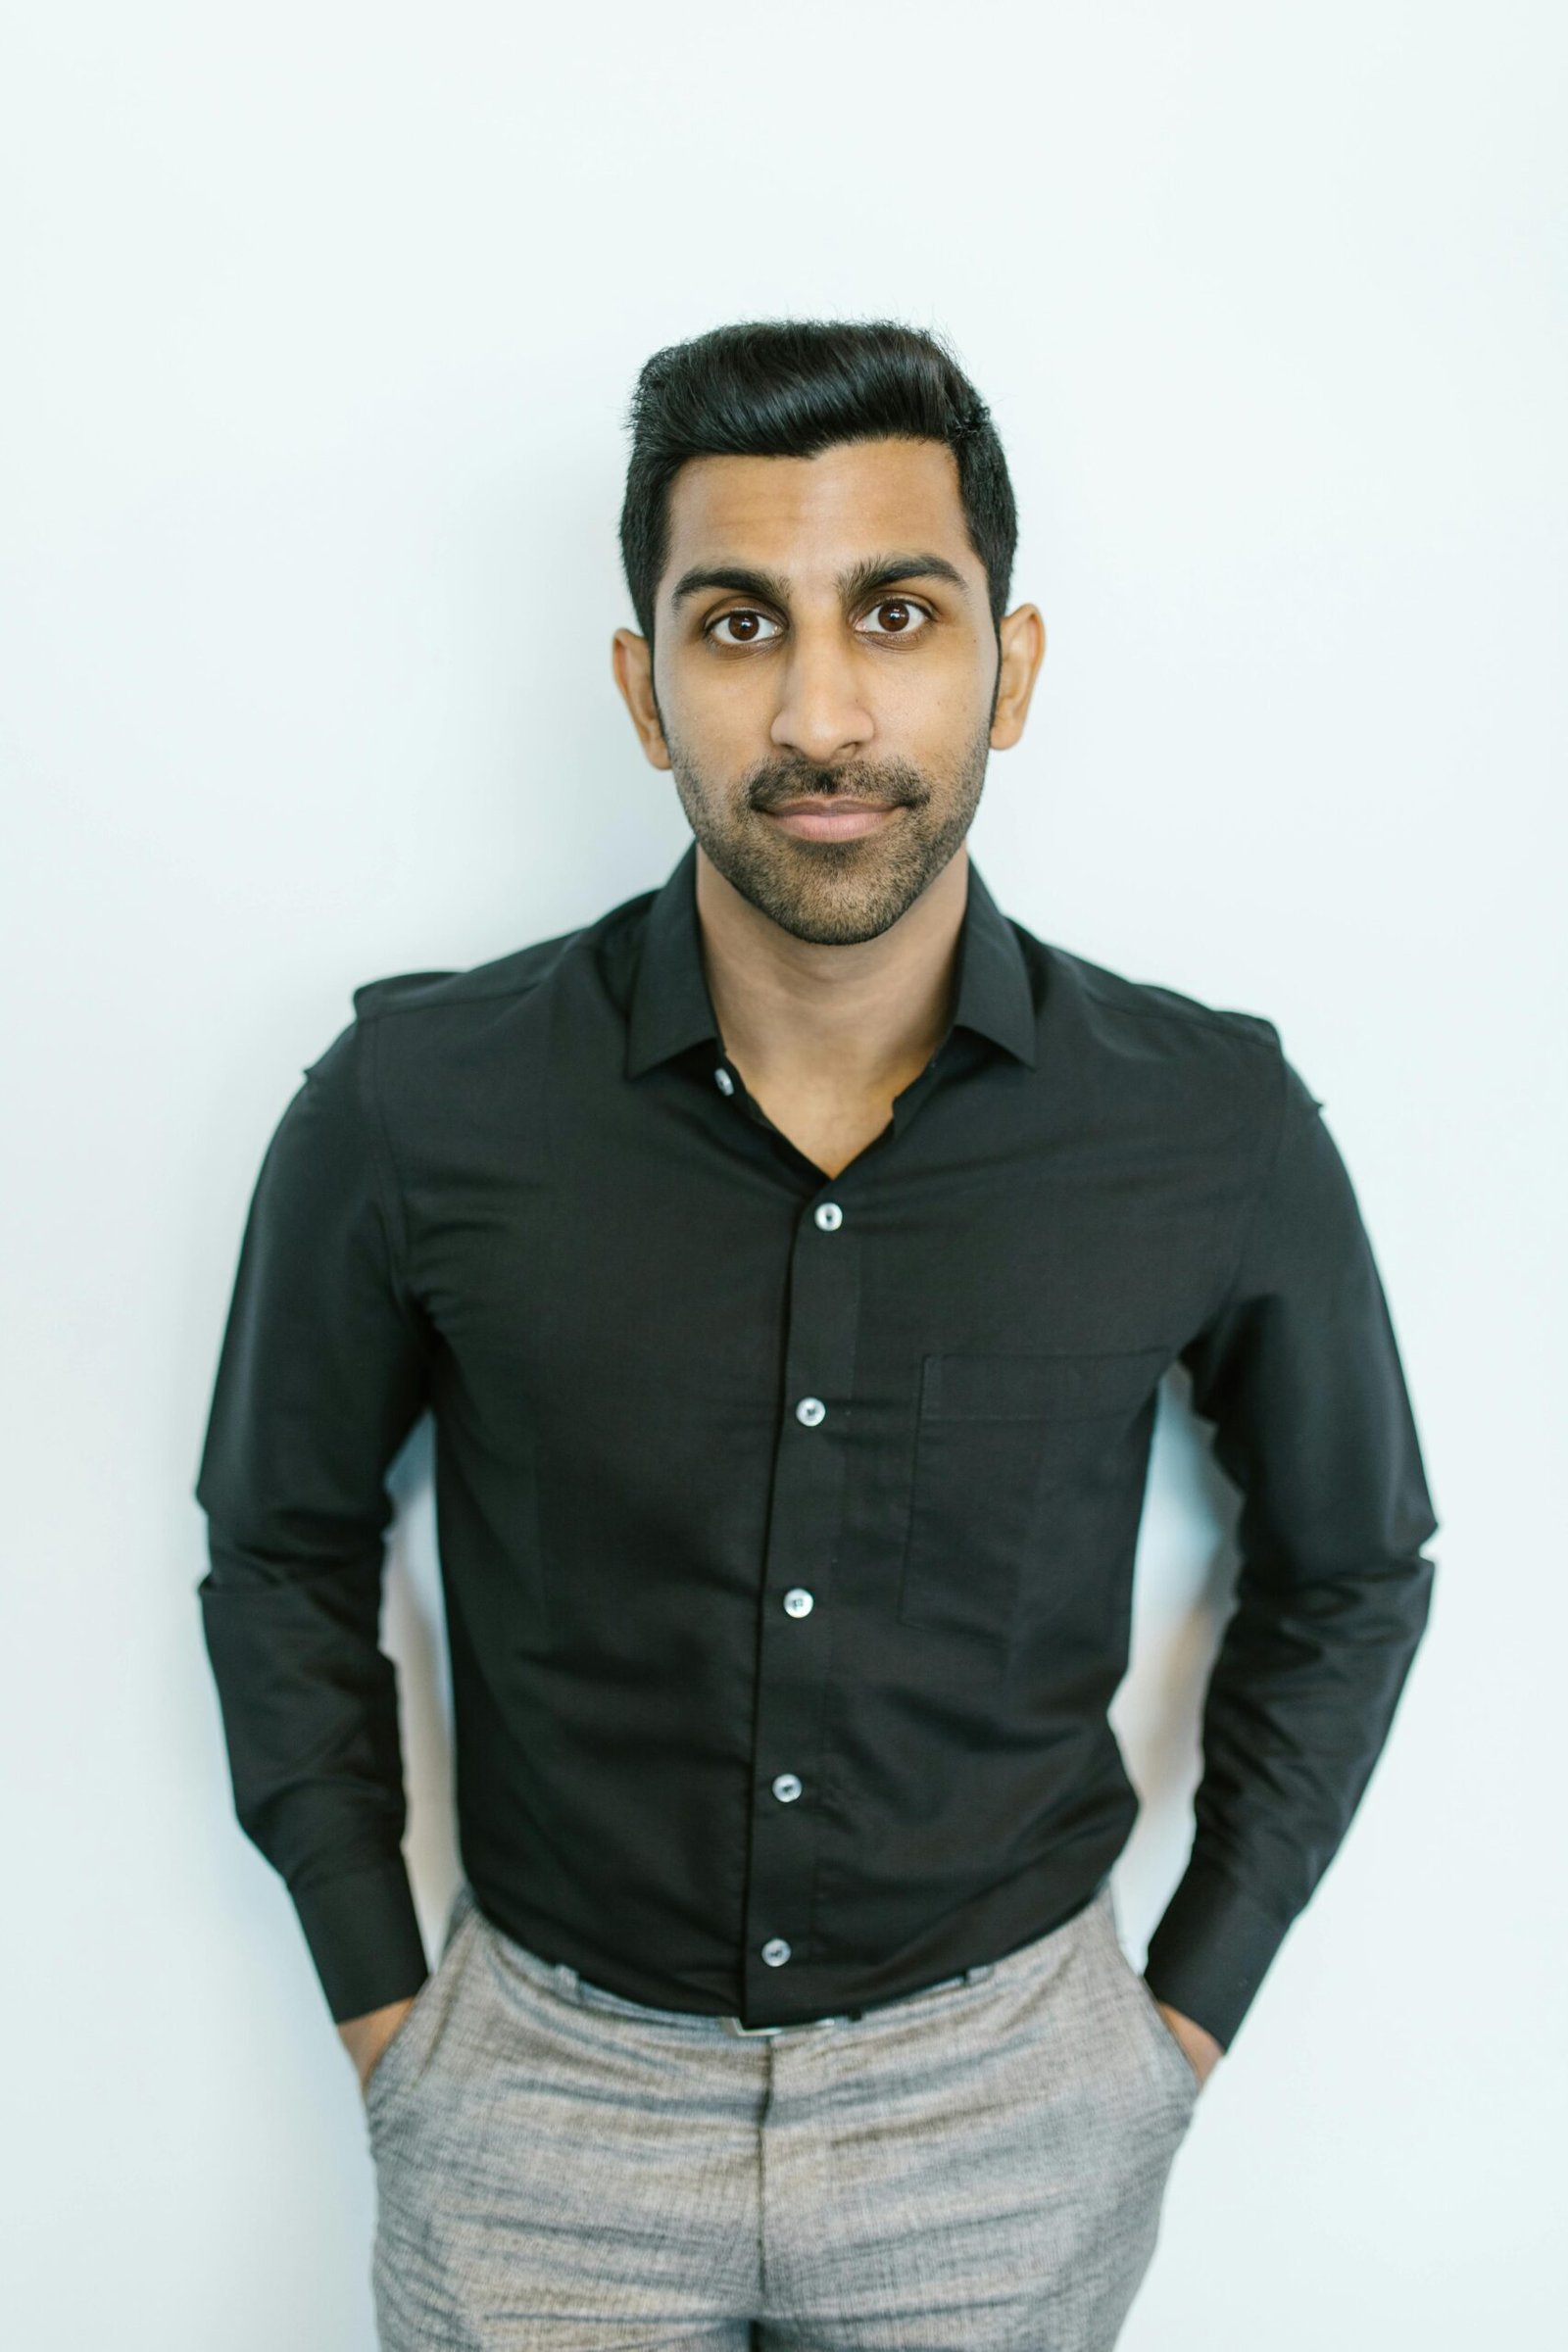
[897,1347,1172,1663]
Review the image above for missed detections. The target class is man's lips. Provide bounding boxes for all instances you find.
[762,801,904,841]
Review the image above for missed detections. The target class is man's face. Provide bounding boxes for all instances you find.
[622,436,1025,947]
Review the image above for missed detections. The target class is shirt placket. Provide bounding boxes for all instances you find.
[744,1172,860,2016]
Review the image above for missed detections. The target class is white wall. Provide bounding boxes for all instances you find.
[3,4,1562,2343]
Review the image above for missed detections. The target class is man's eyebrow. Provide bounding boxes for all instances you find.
[840,551,971,605]
[669,564,791,612]
[668,551,971,612]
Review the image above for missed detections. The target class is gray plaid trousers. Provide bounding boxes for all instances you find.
[365,1875,1201,2350]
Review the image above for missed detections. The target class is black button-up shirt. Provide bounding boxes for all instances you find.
[194,842,1439,2049]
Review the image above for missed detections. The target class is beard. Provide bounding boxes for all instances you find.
[663,714,994,948]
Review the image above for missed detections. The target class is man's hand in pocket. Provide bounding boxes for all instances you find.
[338,1995,419,2097]
[1150,1992,1224,2090]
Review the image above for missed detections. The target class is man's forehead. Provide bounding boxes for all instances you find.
[661,437,973,579]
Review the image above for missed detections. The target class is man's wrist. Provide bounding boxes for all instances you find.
[1149,1987,1225,2088]
[337,1993,418,2093]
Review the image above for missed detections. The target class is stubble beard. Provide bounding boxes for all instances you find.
[664,716,995,948]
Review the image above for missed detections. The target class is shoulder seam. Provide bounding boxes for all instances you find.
[1198,1028,1292,1331]
[351,932,585,1025]
[355,1012,416,1308]
[352,970,457,1022]
[1066,959,1281,1049]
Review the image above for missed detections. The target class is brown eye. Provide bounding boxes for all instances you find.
[709,609,781,646]
[858,599,930,639]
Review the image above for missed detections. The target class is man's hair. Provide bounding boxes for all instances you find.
[618,318,1017,649]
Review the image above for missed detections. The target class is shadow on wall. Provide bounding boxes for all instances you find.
[377,1368,1245,1975]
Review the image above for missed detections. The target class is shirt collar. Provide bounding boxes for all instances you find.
[624,840,1037,1080]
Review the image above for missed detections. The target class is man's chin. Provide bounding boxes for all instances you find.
[719,838,947,948]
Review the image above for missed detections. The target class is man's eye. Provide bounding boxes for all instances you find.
[708,610,781,646]
[857,599,929,638]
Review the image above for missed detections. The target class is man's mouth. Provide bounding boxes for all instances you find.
[762,800,904,842]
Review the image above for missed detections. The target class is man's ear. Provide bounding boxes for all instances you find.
[989,604,1047,752]
[612,627,672,770]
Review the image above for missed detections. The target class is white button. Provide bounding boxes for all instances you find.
[771,1772,803,1802]
[795,1396,826,1426]
[713,1067,735,1096]
[813,1201,843,1231]
[761,1937,792,1967]
[783,1588,814,1617]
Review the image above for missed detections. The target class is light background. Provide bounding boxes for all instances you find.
[2,3,1563,2343]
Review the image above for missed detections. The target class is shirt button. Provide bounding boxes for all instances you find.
[813,1201,843,1231]
[795,1396,826,1426]
[771,1772,803,1803]
[713,1067,735,1096]
[761,1937,792,1968]
[783,1588,814,1617]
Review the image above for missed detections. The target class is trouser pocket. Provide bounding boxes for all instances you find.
[364,1883,479,2139]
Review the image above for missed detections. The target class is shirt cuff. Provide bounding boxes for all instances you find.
[1140,1855,1294,2051]
[290,1856,431,2024]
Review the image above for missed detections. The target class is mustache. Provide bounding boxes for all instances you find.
[747,759,929,811]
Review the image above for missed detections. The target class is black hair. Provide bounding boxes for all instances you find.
[618,318,1016,649]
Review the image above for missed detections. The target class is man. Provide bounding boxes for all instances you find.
[195,318,1439,2350]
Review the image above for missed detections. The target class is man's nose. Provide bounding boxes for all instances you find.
[769,626,875,768]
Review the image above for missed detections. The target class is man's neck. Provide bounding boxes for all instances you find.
[692,844,967,1101]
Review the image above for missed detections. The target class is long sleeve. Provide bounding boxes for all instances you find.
[1141,1044,1440,2050]
[194,1007,434,2024]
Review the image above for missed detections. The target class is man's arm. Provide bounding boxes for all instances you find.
[1142,1040,1440,2053]
[193,1006,434,2033]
